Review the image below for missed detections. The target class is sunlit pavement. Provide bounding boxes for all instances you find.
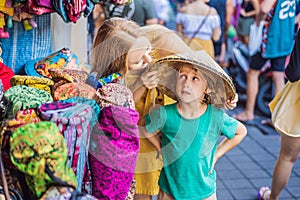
[216,99,300,200]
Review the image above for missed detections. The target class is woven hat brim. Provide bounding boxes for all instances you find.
[151,51,236,108]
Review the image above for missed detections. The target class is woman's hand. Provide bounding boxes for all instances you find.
[224,93,238,110]
[140,70,159,89]
[240,9,247,17]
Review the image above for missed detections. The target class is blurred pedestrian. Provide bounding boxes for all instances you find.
[208,0,233,67]
[236,0,259,46]
[233,0,296,122]
[176,0,221,58]
[152,0,172,26]
[131,0,158,26]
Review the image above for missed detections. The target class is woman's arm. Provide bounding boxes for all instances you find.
[140,127,162,151]
[176,23,183,35]
[244,0,260,18]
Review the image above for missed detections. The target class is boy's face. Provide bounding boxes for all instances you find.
[176,65,208,104]
[127,37,152,71]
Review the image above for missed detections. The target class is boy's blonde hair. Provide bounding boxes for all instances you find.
[91,18,144,79]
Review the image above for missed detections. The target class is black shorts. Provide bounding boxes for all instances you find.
[249,52,287,72]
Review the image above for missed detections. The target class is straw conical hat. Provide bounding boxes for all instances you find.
[150,50,236,108]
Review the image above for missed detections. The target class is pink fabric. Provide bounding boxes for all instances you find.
[89,105,139,199]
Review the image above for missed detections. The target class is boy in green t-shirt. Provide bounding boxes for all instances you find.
[142,51,247,199]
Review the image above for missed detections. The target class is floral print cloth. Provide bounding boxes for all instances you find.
[54,83,96,101]
[89,105,139,199]
[10,121,77,198]
[7,108,41,129]
[95,83,135,109]
[49,68,89,96]
[34,48,82,78]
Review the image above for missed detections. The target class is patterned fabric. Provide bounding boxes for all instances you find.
[59,97,100,194]
[95,83,135,109]
[49,68,89,94]
[98,72,122,88]
[10,75,54,94]
[60,97,100,128]
[38,102,94,192]
[4,85,53,115]
[25,48,83,79]
[40,186,97,200]
[10,121,78,198]
[7,108,41,129]
[54,82,96,101]
[126,180,136,200]
[1,130,24,199]
[89,105,139,199]
[49,68,89,83]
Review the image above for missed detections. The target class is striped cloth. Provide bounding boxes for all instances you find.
[0,14,52,74]
[38,102,93,192]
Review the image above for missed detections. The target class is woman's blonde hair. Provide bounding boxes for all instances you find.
[91,18,144,79]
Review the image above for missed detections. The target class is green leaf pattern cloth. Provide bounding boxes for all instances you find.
[10,121,78,198]
[4,85,53,115]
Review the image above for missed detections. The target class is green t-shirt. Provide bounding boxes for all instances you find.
[145,103,238,199]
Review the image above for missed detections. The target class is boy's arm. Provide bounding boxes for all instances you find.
[140,127,162,151]
[215,121,247,161]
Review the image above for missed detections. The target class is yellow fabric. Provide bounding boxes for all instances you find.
[134,89,163,195]
[186,37,215,59]
[0,6,14,16]
[269,81,300,137]
[11,75,54,94]
[0,17,5,27]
